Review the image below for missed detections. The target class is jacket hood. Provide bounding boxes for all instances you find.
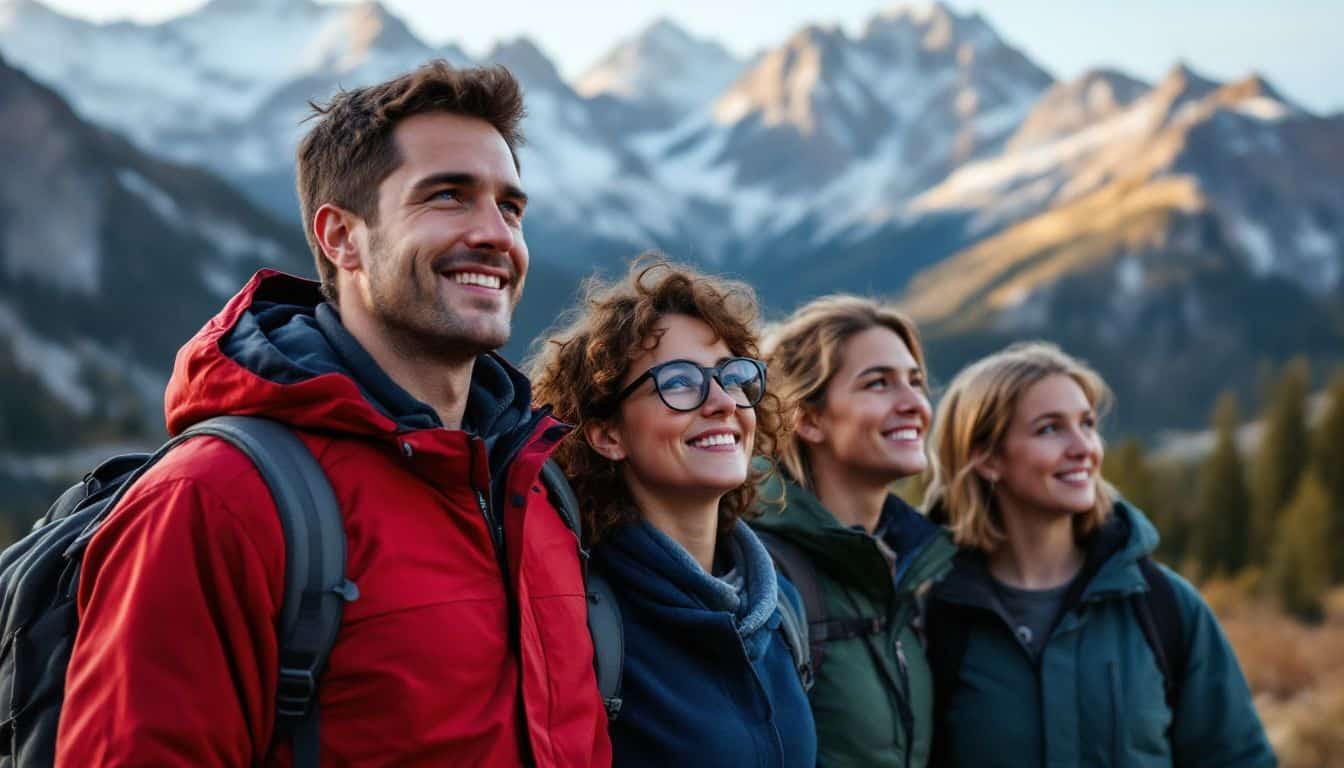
[1082,500,1160,598]
[752,465,949,598]
[933,500,1162,610]
[165,270,538,444]
[595,521,780,653]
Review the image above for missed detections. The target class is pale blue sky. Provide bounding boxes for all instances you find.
[38,0,1344,113]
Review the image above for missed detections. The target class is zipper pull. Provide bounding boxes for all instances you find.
[896,638,909,676]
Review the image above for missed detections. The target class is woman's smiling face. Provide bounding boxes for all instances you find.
[985,373,1104,520]
[591,313,757,506]
[801,326,931,483]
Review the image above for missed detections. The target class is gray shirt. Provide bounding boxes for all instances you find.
[991,578,1071,659]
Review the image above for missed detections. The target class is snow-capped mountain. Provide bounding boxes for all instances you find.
[0,0,468,173]
[0,0,1054,267]
[907,64,1342,297]
[0,50,308,457]
[0,0,1341,440]
[576,18,742,118]
[896,64,1344,431]
[607,3,1054,263]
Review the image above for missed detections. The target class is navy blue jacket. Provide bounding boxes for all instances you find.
[594,520,817,768]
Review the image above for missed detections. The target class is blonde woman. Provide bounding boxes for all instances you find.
[750,296,955,768]
[923,342,1272,768]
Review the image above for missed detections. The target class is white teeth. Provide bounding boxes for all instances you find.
[450,272,502,289]
[889,428,918,441]
[1059,470,1089,482]
[691,433,737,448]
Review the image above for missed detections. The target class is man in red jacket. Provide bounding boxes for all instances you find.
[56,61,612,767]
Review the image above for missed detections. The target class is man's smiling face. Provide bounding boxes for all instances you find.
[352,111,529,358]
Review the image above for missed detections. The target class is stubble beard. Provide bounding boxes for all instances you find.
[364,231,513,365]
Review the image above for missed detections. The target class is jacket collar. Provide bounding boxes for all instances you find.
[595,520,780,642]
[932,501,1160,611]
[167,270,542,449]
[752,465,948,598]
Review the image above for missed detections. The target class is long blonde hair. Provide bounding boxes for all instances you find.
[763,295,927,491]
[924,342,1114,552]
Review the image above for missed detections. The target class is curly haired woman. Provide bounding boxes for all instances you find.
[529,256,816,768]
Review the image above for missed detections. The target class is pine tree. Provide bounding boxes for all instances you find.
[1311,369,1344,582]
[1104,439,1182,560]
[1105,439,1152,508]
[1268,469,1333,620]
[1249,358,1311,565]
[1194,392,1252,576]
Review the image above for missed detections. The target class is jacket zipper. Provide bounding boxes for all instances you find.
[475,488,506,568]
[893,623,915,768]
[469,439,518,648]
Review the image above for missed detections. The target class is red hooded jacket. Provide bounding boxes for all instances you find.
[56,271,612,767]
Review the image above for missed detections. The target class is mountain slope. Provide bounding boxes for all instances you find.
[0,0,1340,440]
[898,72,1344,431]
[0,51,310,452]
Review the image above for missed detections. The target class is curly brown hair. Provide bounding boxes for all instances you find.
[527,255,782,546]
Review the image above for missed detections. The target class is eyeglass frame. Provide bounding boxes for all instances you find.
[588,356,767,417]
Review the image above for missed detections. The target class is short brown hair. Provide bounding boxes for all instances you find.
[528,255,782,546]
[296,61,525,302]
[924,341,1115,552]
[763,295,927,491]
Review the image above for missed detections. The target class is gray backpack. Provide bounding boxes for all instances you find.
[0,416,623,767]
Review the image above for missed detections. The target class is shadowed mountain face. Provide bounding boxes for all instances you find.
[0,51,311,453]
[0,1,1341,447]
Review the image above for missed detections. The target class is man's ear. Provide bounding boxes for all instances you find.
[584,419,626,462]
[796,406,826,446]
[313,203,364,273]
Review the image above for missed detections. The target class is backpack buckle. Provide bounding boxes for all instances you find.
[276,666,317,718]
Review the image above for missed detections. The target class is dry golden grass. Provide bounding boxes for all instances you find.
[1207,581,1344,768]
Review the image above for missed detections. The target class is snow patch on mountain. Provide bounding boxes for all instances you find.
[1295,218,1341,288]
[577,19,741,115]
[1228,216,1275,274]
[0,301,91,414]
[1235,96,1291,122]
[117,169,180,223]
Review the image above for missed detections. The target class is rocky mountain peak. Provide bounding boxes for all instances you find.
[575,17,740,113]
[486,37,565,89]
[1006,67,1151,151]
[866,2,999,57]
[197,0,316,16]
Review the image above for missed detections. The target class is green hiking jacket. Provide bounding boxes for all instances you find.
[925,502,1275,768]
[751,470,956,768]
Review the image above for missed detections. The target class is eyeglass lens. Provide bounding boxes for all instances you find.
[651,359,763,411]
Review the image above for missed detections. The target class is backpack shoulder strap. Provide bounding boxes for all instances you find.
[537,460,625,721]
[585,568,624,721]
[1134,556,1187,714]
[755,529,834,671]
[181,416,354,768]
[540,459,582,549]
[923,592,971,767]
[774,584,815,693]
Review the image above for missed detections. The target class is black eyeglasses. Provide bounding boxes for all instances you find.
[596,357,767,415]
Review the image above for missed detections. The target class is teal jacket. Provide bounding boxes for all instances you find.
[751,471,956,768]
[925,502,1275,768]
